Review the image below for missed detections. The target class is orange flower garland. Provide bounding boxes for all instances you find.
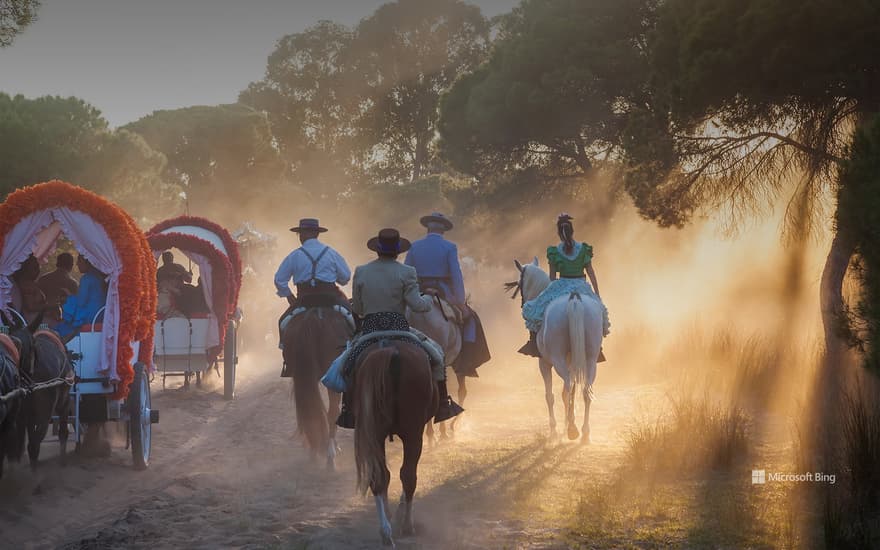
[0,181,156,400]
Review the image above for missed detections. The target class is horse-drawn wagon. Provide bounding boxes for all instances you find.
[146,216,242,400]
[0,181,158,470]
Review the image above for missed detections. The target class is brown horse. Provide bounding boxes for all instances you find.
[354,341,438,546]
[283,307,352,469]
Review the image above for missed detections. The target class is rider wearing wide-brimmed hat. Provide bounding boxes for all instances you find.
[274,218,352,339]
[405,212,491,376]
[334,228,464,428]
[519,213,610,359]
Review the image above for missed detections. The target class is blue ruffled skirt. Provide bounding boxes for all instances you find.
[522,278,610,335]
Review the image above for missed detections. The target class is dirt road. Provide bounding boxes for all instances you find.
[0,343,650,550]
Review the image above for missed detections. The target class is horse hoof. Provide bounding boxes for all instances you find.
[380,530,395,547]
[567,425,579,440]
[581,433,592,445]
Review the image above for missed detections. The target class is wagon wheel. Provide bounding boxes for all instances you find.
[129,362,156,470]
[223,320,237,400]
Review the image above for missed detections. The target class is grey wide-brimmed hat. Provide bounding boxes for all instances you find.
[367,228,411,254]
[290,218,328,233]
[419,212,454,231]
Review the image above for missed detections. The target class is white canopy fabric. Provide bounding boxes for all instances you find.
[152,248,220,348]
[159,225,228,257]
[0,208,123,380]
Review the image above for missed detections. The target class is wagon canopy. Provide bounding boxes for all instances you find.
[0,181,156,398]
[146,216,242,350]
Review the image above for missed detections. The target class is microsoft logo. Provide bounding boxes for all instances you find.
[752,470,766,484]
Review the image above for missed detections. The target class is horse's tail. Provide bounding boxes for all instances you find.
[286,314,329,453]
[567,292,587,389]
[354,346,397,495]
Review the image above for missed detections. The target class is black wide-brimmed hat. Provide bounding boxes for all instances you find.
[419,212,454,231]
[290,218,328,233]
[367,228,411,255]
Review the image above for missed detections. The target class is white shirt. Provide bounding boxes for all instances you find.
[274,238,351,297]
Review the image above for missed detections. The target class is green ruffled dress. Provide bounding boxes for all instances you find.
[522,242,610,335]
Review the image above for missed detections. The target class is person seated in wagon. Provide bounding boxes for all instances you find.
[54,255,108,338]
[519,213,610,360]
[10,254,50,324]
[37,252,79,324]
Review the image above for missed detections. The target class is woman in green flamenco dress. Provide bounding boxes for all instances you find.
[519,213,610,358]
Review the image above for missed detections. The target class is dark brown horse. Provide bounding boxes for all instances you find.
[0,335,23,478]
[25,331,71,466]
[283,307,352,469]
[353,341,438,546]
[4,311,71,468]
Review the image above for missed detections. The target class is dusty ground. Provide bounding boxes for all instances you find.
[0,336,664,550]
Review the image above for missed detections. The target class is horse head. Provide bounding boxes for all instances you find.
[505,257,549,306]
[1,309,36,378]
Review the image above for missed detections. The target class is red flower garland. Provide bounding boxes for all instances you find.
[0,181,156,400]
[145,232,235,353]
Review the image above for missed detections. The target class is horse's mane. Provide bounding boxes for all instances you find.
[521,265,551,301]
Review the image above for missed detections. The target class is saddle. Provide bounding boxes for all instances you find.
[35,329,68,357]
[346,329,444,372]
[322,329,443,391]
[418,293,464,326]
[280,305,356,334]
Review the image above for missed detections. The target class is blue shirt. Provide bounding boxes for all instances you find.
[404,233,466,305]
[62,272,107,329]
[274,238,351,297]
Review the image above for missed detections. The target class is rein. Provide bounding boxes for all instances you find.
[434,295,449,323]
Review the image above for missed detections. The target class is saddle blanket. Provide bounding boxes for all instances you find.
[321,329,445,393]
[280,305,356,335]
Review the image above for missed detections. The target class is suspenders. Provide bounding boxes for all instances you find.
[298,245,330,287]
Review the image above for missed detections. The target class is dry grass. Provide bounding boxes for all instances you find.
[625,394,750,477]
[796,371,880,549]
[566,325,806,548]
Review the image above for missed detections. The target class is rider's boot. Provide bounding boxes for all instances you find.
[598,347,607,363]
[434,379,464,423]
[517,331,541,357]
[336,392,356,429]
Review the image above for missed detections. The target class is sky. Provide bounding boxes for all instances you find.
[0,0,519,127]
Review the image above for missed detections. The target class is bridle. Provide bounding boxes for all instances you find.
[504,267,527,308]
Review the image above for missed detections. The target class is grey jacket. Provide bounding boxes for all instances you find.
[351,258,432,316]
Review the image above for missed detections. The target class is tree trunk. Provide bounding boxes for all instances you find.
[411,133,427,183]
[820,229,856,358]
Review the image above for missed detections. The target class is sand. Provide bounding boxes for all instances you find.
[0,339,652,550]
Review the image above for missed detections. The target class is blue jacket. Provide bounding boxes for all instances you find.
[62,272,107,329]
[404,233,466,306]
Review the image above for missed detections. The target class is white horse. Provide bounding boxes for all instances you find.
[510,258,603,442]
[407,296,462,440]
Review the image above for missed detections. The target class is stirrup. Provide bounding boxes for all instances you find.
[517,340,540,358]
[434,398,464,423]
[336,409,355,429]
